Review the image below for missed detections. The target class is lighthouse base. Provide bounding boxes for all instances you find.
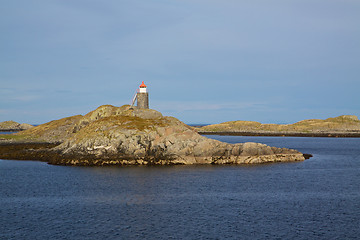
[137,92,149,109]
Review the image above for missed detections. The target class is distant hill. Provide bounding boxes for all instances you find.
[199,115,360,136]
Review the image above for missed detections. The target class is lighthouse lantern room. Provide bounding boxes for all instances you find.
[139,81,147,93]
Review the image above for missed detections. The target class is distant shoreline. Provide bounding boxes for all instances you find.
[198,131,360,138]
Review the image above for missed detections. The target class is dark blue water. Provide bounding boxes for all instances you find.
[0,131,17,135]
[1,136,360,239]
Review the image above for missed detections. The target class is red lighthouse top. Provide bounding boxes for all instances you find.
[139,81,147,88]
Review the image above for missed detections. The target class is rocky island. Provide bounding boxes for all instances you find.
[198,115,360,137]
[0,120,34,132]
[0,105,307,166]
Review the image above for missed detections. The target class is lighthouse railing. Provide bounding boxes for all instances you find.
[130,90,139,108]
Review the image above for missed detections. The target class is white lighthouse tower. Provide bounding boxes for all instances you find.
[136,81,149,109]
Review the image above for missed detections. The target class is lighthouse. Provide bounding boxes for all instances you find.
[137,81,149,109]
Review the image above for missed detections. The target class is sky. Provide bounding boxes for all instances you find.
[1,0,359,125]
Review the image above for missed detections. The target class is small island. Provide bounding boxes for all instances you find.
[0,105,307,166]
[0,82,309,166]
[198,115,360,138]
[0,121,34,132]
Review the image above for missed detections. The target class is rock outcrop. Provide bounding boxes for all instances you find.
[5,105,306,166]
[199,115,360,137]
[0,121,34,131]
[17,115,82,142]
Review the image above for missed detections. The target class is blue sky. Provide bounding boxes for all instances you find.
[1,0,359,124]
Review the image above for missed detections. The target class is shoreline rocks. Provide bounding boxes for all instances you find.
[0,141,306,166]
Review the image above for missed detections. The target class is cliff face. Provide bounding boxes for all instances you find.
[7,105,305,166]
[200,115,360,133]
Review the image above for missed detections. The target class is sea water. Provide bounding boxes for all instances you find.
[1,136,359,239]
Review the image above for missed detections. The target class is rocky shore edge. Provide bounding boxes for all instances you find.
[0,141,311,166]
[198,131,360,138]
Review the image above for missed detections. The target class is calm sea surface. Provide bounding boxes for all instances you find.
[1,136,360,239]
